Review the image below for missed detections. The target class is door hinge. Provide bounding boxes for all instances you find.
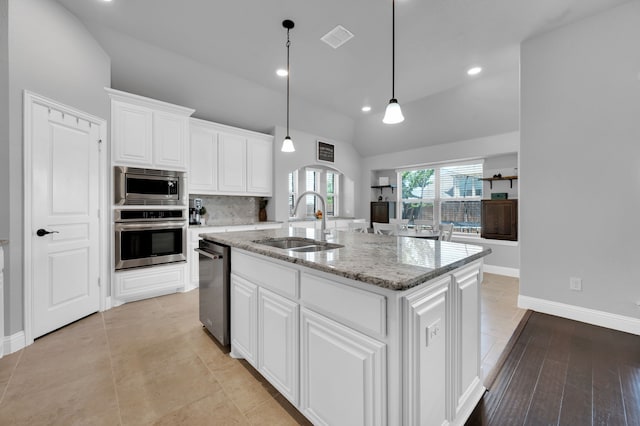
[97,277,101,287]
[97,139,103,152]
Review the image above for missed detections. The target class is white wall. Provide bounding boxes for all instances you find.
[0,0,7,239]
[520,1,640,321]
[1,0,8,335]
[6,0,110,334]
[271,126,363,222]
[361,131,520,271]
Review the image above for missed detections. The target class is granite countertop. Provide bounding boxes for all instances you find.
[288,216,356,222]
[200,228,491,291]
[189,221,283,228]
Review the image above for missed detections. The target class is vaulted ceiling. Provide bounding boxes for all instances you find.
[55,0,629,156]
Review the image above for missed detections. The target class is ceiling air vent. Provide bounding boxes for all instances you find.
[321,25,354,49]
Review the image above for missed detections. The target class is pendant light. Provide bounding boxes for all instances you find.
[281,19,295,152]
[382,0,404,124]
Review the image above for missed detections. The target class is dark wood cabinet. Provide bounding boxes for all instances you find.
[481,200,518,241]
[370,202,396,228]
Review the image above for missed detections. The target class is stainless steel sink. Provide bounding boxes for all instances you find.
[254,237,343,252]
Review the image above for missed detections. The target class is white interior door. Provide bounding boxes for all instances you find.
[27,96,102,339]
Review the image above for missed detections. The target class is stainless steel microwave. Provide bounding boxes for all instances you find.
[114,166,186,206]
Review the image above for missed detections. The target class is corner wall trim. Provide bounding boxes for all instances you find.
[3,331,26,356]
[484,265,519,278]
[518,295,640,336]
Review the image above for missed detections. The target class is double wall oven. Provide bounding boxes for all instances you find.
[113,167,187,271]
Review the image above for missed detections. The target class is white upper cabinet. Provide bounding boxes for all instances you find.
[111,101,153,166]
[153,111,189,170]
[247,137,273,195]
[188,119,273,196]
[107,88,195,171]
[189,119,219,194]
[218,131,247,193]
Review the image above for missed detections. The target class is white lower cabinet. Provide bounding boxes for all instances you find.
[113,262,186,303]
[453,263,483,417]
[402,276,450,426]
[300,308,386,426]
[402,264,483,425]
[230,274,258,367]
[230,248,484,426]
[258,288,299,405]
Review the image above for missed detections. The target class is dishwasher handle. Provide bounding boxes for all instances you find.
[194,248,223,260]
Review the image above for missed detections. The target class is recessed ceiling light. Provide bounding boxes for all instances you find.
[467,66,482,76]
[102,0,112,2]
[276,69,288,77]
[361,106,371,112]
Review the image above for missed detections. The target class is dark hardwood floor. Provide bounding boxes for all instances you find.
[467,312,640,426]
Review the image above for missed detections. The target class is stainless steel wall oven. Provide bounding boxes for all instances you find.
[114,166,186,206]
[114,209,187,270]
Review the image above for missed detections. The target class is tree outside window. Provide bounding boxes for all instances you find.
[401,169,435,221]
[399,163,482,234]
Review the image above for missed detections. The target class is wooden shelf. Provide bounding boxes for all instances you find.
[479,176,518,189]
[371,184,396,194]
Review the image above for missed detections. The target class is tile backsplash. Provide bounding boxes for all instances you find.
[192,195,264,225]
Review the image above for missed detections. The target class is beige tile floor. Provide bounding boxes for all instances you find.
[0,272,523,425]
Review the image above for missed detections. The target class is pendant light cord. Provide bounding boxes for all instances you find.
[286,29,291,136]
[391,0,395,99]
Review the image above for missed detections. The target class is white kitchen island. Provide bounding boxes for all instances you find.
[201,228,491,426]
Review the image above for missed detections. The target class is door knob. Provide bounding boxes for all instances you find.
[36,229,59,237]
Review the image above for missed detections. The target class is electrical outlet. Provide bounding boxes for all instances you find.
[569,277,582,291]
[426,319,441,347]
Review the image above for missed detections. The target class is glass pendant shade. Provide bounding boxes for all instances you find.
[281,136,295,152]
[383,99,404,124]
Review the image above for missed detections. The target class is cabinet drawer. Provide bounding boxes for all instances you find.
[232,250,299,299]
[114,263,185,302]
[300,273,386,338]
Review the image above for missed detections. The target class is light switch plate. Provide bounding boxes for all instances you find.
[570,277,582,291]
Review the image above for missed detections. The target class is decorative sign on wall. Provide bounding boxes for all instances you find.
[317,141,335,163]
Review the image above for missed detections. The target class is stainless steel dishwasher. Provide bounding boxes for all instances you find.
[195,239,230,346]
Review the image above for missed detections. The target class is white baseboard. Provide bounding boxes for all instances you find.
[484,264,519,278]
[518,295,640,336]
[3,331,26,356]
[182,283,198,293]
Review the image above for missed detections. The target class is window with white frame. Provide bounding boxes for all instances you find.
[326,172,338,217]
[399,162,483,234]
[305,169,319,216]
[288,167,342,219]
[288,170,298,217]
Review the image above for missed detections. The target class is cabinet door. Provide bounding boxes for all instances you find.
[300,308,386,426]
[189,124,218,193]
[230,274,257,366]
[246,137,273,195]
[370,202,390,227]
[113,263,186,303]
[258,288,299,405]
[218,132,247,193]
[112,101,153,166]
[452,263,482,416]
[402,276,450,426]
[481,200,517,240]
[153,111,188,171]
